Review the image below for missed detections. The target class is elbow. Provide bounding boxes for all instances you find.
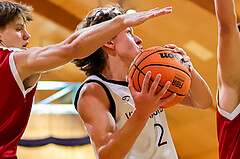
[98,145,125,159]
[194,95,214,110]
[98,150,120,159]
[204,91,214,109]
[218,19,238,33]
[218,24,232,34]
[97,147,108,159]
[98,153,115,159]
[200,99,214,110]
[187,88,214,110]
[96,139,118,159]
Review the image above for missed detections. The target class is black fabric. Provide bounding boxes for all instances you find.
[19,136,90,147]
[74,79,116,120]
[95,74,128,87]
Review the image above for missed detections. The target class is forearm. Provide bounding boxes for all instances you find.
[63,16,126,59]
[98,110,149,159]
[215,0,240,82]
[19,17,126,77]
[183,69,213,109]
[64,7,173,59]
[215,0,237,28]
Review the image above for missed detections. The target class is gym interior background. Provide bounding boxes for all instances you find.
[11,0,240,158]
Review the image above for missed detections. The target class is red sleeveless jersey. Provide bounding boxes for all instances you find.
[0,47,37,158]
[217,104,240,159]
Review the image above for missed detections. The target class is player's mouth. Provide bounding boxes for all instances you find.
[23,42,29,49]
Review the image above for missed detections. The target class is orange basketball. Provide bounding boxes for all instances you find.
[128,46,191,108]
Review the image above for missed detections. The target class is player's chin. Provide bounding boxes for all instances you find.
[135,50,142,56]
[133,52,140,58]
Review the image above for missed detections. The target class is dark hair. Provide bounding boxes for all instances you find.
[238,23,240,32]
[0,1,33,29]
[72,4,125,76]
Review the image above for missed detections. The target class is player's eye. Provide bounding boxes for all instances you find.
[16,28,22,32]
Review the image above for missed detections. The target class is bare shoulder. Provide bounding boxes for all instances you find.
[14,47,41,55]
[77,81,116,150]
[77,82,111,119]
[14,46,63,57]
[13,47,42,65]
[13,45,71,81]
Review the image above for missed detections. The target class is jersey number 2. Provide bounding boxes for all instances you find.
[154,123,167,147]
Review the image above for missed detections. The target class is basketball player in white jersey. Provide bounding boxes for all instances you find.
[73,4,213,159]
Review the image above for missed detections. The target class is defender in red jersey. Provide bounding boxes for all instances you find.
[0,47,37,158]
[214,0,240,158]
[0,1,171,158]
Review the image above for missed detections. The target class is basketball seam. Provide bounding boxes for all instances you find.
[141,64,191,78]
[134,49,191,78]
[133,63,186,97]
[134,49,170,67]
[129,49,165,80]
[129,50,169,78]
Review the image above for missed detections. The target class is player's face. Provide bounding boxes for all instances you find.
[0,17,30,49]
[113,27,143,64]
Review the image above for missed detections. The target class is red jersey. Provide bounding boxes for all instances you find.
[0,47,37,158]
[217,103,240,159]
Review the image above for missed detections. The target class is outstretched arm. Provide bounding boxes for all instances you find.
[215,0,240,113]
[14,7,172,81]
[215,0,237,28]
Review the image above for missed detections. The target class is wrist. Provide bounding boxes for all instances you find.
[133,108,150,121]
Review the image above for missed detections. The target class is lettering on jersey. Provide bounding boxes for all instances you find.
[125,109,163,120]
[125,111,133,119]
[122,95,130,101]
[159,52,190,69]
[149,109,163,119]
[172,75,184,89]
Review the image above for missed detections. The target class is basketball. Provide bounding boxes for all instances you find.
[128,46,191,108]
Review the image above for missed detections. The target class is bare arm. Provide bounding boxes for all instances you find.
[215,0,237,28]
[215,0,240,76]
[180,68,213,109]
[165,44,213,109]
[215,0,240,113]
[77,72,176,159]
[14,7,172,81]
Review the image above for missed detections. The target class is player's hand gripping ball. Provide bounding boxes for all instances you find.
[128,46,191,108]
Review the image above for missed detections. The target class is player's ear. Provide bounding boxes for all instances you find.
[103,40,115,50]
